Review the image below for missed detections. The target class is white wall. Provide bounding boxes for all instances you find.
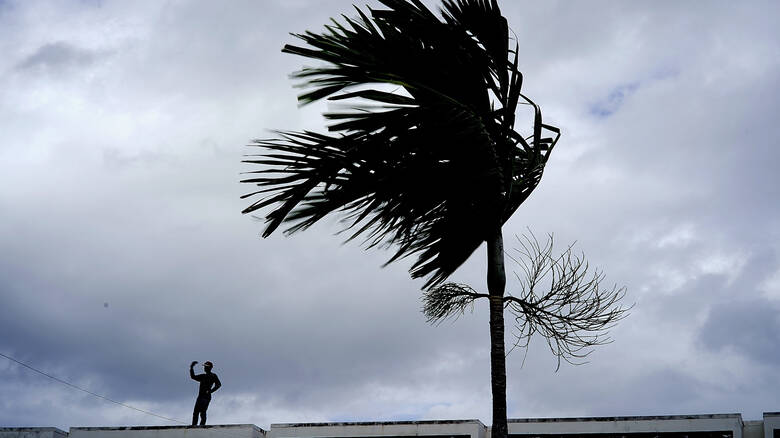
[0,428,68,438]
[506,414,744,438]
[763,413,779,438]
[269,419,485,438]
[70,425,264,438]
[7,412,779,438]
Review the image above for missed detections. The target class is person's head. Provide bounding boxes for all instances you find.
[204,361,213,373]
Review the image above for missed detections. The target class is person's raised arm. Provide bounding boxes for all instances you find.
[190,361,198,380]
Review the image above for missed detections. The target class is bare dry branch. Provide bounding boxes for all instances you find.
[506,232,631,370]
[422,283,489,324]
[422,232,629,372]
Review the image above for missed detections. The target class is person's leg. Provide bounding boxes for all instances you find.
[192,404,199,426]
[199,398,211,426]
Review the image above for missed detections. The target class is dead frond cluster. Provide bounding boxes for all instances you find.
[422,282,488,324]
[422,232,630,369]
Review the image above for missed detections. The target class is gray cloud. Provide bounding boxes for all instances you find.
[1,0,779,431]
[699,299,780,366]
[16,41,106,72]
[589,82,640,118]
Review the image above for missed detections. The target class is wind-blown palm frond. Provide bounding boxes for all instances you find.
[242,0,560,288]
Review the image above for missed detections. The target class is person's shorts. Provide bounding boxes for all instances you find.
[194,395,211,412]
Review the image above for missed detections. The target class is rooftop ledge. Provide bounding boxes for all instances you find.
[508,414,744,423]
[272,420,485,428]
[70,426,264,432]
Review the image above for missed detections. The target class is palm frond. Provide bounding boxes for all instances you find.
[242,0,559,288]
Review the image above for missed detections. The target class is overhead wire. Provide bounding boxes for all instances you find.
[1,351,186,425]
[0,351,265,438]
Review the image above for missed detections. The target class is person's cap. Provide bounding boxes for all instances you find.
[204,361,213,367]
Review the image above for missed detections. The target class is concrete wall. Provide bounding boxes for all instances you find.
[0,428,68,438]
[744,421,764,438]
[763,413,780,438]
[70,425,264,438]
[506,414,744,438]
[7,412,780,438]
[268,419,485,438]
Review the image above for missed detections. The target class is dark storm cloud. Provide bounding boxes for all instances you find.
[589,82,640,118]
[15,41,106,72]
[699,299,780,366]
[2,0,780,431]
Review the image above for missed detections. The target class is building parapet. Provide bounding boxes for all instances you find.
[507,413,743,438]
[70,424,264,438]
[268,418,485,438]
[3,412,779,438]
[0,428,68,438]
[763,413,780,438]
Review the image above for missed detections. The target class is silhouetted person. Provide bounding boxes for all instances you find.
[190,360,221,426]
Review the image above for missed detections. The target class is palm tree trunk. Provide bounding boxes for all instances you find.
[487,224,508,438]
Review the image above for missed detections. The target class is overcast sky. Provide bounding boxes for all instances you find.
[1,0,779,431]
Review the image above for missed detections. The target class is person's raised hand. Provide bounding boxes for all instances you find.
[190,361,198,367]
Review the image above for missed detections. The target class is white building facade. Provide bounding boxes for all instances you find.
[4,413,779,438]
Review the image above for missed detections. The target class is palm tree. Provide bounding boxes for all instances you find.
[242,1,561,436]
